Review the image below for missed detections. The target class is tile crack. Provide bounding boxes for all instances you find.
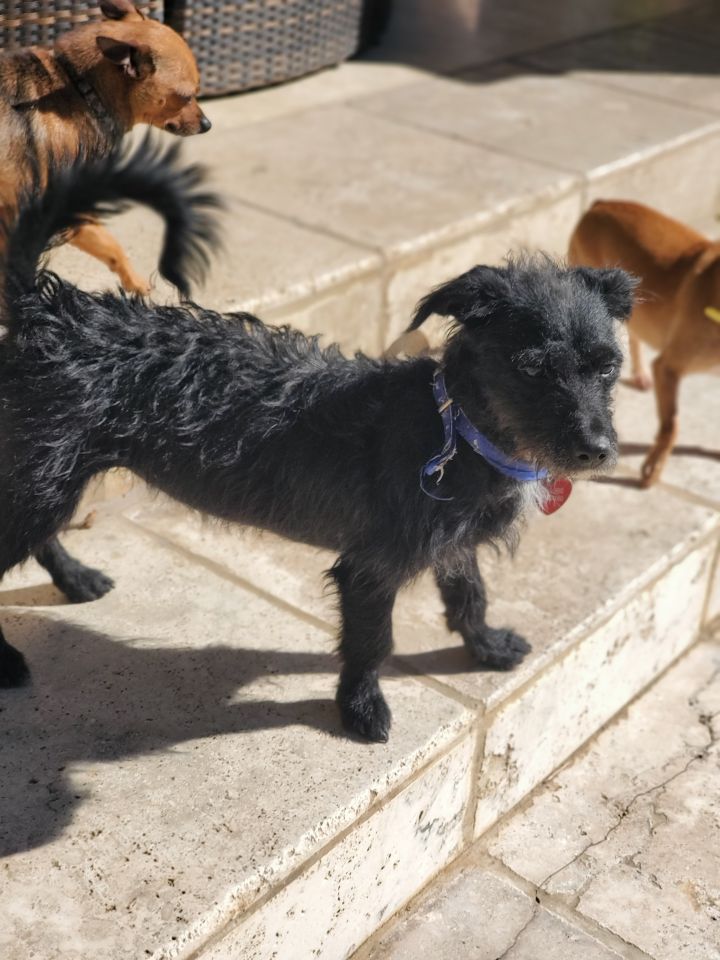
[536,710,718,898]
[493,904,538,960]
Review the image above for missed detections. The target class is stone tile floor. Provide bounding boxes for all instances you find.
[48,0,720,353]
[361,636,720,960]
[3,1,720,958]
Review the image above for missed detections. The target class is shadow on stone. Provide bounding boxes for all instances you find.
[619,441,720,462]
[363,0,720,81]
[0,612,346,858]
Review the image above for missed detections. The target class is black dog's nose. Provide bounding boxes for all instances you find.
[575,438,612,466]
[199,114,212,134]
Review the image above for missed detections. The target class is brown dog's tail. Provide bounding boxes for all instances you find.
[3,133,222,317]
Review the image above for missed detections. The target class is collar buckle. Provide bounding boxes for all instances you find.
[420,369,549,501]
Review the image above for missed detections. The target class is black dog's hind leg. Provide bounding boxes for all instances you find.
[34,537,114,604]
[0,626,30,688]
[0,481,113,686]
[435,550,531,669]
[332,558,398,743]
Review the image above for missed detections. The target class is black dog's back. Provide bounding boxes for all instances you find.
[5,275,442,553]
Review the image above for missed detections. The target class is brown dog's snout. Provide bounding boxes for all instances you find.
[164,111,212,136]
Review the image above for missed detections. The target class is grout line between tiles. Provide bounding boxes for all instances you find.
[700,534,720,625]
[481,523,719,719]
[475,626,715,856]
[355,621,715,957]
[484,855,655,959]
[121,514,338,637]
[120,498,720,726]
[175,725,476,960]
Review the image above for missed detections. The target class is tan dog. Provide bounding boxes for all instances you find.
[0,0,210,294]
[569,199,720,487]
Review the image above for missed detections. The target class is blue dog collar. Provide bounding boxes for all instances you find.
[420,370,548,501]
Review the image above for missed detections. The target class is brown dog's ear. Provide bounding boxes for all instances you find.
[100,0,145,21]
[97,36,155,80]
[409,265,508,330]
[574,266,637,322]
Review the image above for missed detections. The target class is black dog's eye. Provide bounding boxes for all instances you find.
[599,363,616,379]
[518,364,542,379]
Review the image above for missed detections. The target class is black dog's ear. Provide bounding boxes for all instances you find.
[575,266,637,321]
[409,265,508,330]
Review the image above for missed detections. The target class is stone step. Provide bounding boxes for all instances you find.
[48,0,720,359]
[358,634,720,960]
[2,368,719,959]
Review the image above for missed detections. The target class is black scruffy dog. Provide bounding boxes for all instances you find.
[0,143,635,742]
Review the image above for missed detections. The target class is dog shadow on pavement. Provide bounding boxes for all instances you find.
[0,610,346,857]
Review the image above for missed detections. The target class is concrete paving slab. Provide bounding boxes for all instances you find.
[200,736,474,960]
[489,639,720,960]
[352,64,720,178]
[357,858,624,960]
[0,519,472,960]
[614,373,720,508]
[583,125,720,234]
[47,198,383,354]
[180,104,577,258]
[201,61,427,134]
[473,534,715,833]
[707,557,720,623]
[383,189,583,345]
[518,24,720,114]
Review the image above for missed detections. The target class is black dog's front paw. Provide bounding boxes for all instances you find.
[0,641,30,688]
[337,677,392,743]
[465,627,531,671]
[62,567,115,604]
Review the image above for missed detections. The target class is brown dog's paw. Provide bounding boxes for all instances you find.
[629,372,653,391]
[122,274,153,297]
[640,451,664,487]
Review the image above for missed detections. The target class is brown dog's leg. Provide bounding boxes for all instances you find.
[641,353,680,487]
[628,329,652,390]
[69,221,151,295]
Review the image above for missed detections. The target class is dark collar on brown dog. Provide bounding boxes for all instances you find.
[55,54,120,139]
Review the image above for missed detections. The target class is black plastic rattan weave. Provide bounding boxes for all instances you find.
[166,0,386,97]
[0,2,162,50]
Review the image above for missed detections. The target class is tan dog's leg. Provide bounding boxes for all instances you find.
[628,329,652,390]
[641,353,680,487]
[70,221,151,295]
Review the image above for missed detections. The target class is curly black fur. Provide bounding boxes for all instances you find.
[0,143,635,741]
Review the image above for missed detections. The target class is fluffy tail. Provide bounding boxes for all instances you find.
[4,133,221,308]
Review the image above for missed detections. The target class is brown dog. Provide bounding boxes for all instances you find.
[0,0,210,294]
[569,199,720,487]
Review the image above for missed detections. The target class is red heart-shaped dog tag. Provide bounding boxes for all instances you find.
[540,476,572,515]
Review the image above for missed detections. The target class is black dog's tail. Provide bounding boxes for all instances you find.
[4,133,221,311]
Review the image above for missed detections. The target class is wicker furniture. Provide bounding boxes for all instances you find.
[0,1,162,49]
[165,0,390,97]
[0,1,390,95]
